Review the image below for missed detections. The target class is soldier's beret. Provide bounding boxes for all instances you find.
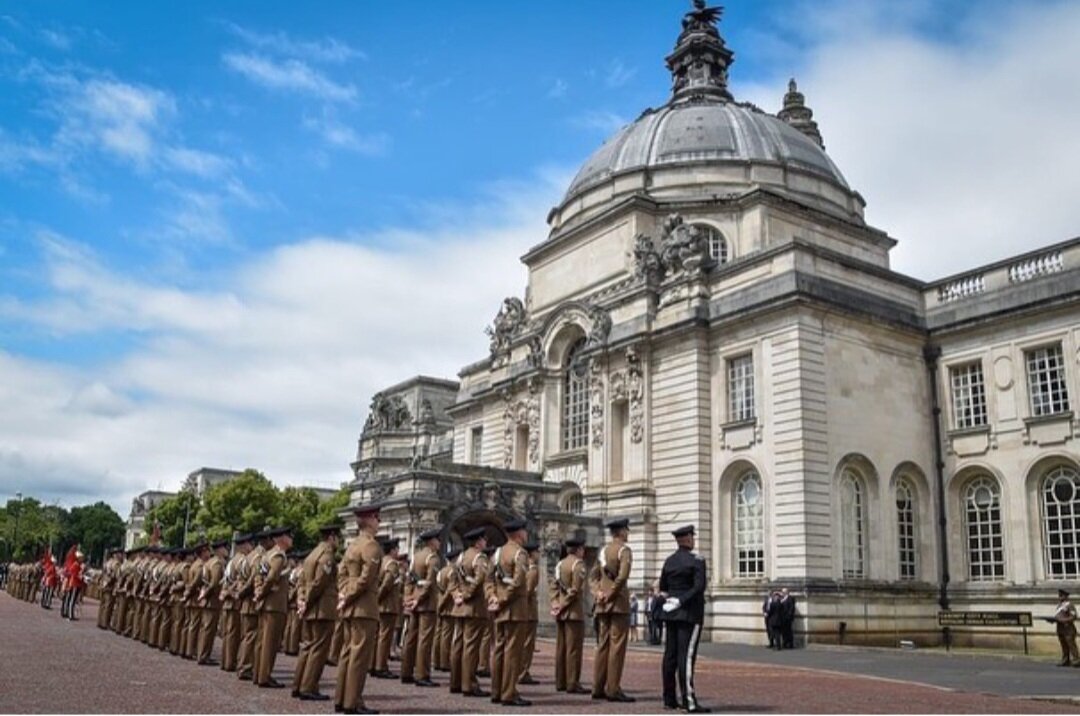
[464,527,487,542]
[671,525,696,538]
[419,526,443,541]
[446,547,462,560]
[193,542,210,553]
[212,540,229,550]
[266,526,293,538]
[605,517,630,532]
[483,545,497,556]
[564,537,585,549]
[352,502,382,518]
[233,533,252,544]
[383,538,401,551]
[319,522,342,535]
[523,541,540,552]
[1060,588,1070,598]
[503,518,527,533]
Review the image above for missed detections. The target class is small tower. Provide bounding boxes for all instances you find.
[665,0,735,102]
[777,78,825,148]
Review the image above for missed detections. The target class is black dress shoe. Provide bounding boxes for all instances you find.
[491,697,502,704]
[400,676,416,684]
[463,688,490,698]
[608,693,636,703]
[334,704,344,713]
[415,678,438,687]
[299,693,331,701]
[591,693,606,700]
[258,679,285,689]
[566,686,589,695]
[291,689,301,698]
[687,707,711,713]
[476,669,491,678]
[502,697,532,707]
[238,672,252,681]
[450,688,462,694]
[519,675,539,685]
[664,703,680,710]
[198,659,219,667]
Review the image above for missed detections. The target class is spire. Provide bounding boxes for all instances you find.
[665,1,734,102]
[777,78,825,148]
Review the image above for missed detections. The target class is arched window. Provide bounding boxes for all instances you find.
[561,337,589,451]
[964,476,1004,581]
[694,224,729,264]
[840,469,866,579]
[735,471,765,577]
[561,490,584,515]
[896,478,917,581]
[1041,465,1080,578]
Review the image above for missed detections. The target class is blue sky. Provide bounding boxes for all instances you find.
[1,0,1078,513]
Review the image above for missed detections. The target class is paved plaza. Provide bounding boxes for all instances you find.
[0,593,1077,714]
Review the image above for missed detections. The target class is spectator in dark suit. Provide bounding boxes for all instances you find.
[778,588,797,649]
[762,591,780,648]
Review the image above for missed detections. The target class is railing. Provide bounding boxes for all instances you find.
[937,274,985,303]
[1007,250,1063,283]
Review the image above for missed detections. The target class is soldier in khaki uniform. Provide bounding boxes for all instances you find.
[111,549,133,633]
[169,549,191,655]
[146,547,169,648]
[450,526,491,698]
[401,526,442,687]
[236,530,268,680]
[434,548,459,674]
[519,542,541,685]
[478,545,497,677]
[335,504,384,715]
[97,549,122,630]
[551,537,588,694]
[183,544,207,660]
[372,537,403,679]
[284,552,304,656]
[220,533,253,672]
[590,517,634,702]
[485,517,531,707]
[157,549,177,651]
[196,540,228,665]
[291,523,340,701]
[254,526,293,688]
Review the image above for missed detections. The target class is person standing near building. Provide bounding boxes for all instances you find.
[450,526,490,698]
[41,549,58,610]
[220,533,252,672]
[60,548,86,621]
[518,541,541,685]
[778,588,797,649]
[1054,588,1080,667]
[97,548,122,630]
[373,537,403,679]
[253,526,293,688]
[485,517,530,707]
[590,517,634,703]
[335,503,384,715]
[551,537,588,695]
[292,523,340,701]
[401,526,442,687]
[434,547,459,674]
[196,540,227,665]
[658,525,708,713]
[236,530,267,680]
[629,593,640,642]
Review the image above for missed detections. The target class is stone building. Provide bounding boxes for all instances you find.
[124,489,176,549]
[349,2,1080,652]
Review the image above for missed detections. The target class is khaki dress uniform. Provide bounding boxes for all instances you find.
[449,546,490,694]
[236,544,265,679]
[375,553,403,674]
[519,558,540,681]
[434,561,456,671]
[220,551,246,671]
[125,558,142,638]
[551,553,587,692]
[284,563,303,655]
[485,540,529,704]
[156,559,175,650]
[1055,596,1080,665]
[198,552,225,663]
[111,559,130,633]
[401,546,440,683]
[293,540,338,696]
[590,539,633,699]
[183,556,204,659]
[170,560,190,655]
[146,559,164,648]
[96,556,116,629]
[254,545,289,686]
[335,531,383,712]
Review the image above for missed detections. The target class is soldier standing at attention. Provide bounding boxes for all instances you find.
[518,542,541,686]
[292,523,340,701]
[156,549,177,651]
[336,503,384,715]
[486,517,530,707]
[169,549,190,655]
[237,530,268,681]
[590,517,634,703]
[183,544,207,659]
[401,526,442,687]
[220,534,252,672]
[449,527,490,698]
[254,526,293,688]
[658,525,709,713]
[434,547,459,674]
[196,540,228,666]
[478,544,497,678]
[284,552,304,656]
[1054,588,1080,667]
[97,548,121,630]
[551,537,588,694]
[372,537,403,679]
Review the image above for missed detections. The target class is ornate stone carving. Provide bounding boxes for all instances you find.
[627,346,644,443]
[659,213,713,277]
[368,482,394,502]
[632,233,663,283]
[485,297,526,367]
[610,370,627,401]
[502,383,541,469]
[363,392,412,434]
[590,358,605,448]
[525,334,544,369]
[586,305,612,348]
[527,381,541,466]
[417,398,435,425]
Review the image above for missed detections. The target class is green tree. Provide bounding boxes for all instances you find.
[66,501,125,566]
[145,489,199,548]
[3,497,69,561]
[278,487,330,551]
[195,469,281,543]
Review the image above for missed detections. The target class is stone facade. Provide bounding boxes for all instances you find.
[124,489,176,549]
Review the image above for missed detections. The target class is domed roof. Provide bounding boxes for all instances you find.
[564,99,850,200]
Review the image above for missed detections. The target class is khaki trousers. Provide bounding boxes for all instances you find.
[519,619,537,678]
[255,610,287,685]
[97,591,112,629]
[401,611,436,681]
[375,613,397,672]
[555,620,584,690]
[334,620,353,706]
[1058,623,1080,663]
[158,604,172,650]
[220,609,240,671]
[492,621,528,703]
[329,618,345,665]
[170,603,184,654]
[293,619,333,695]
[435,614,453,669]
[593,612,630,698]
[185,607,201,658]
[479,619,492,671]
[452,617,486,693]
[198,606,221,662]
[237,612,260,677]
[337,618,378,710]
[284,610,301,655]
[139,600,152,642]
[110,594,126,632]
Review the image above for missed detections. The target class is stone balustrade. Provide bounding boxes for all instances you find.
[1007,250,1063,283]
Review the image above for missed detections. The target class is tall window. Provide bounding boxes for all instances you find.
[727,354,755,423]
[840,470,866,579]
[950,362,987,429]
[470,426,483,464]
[1026,344,1071,417]
[964,476,1005,581]
[1041,465,1080,579]
[562,490,584,515]
[562,338,589,451]
[695,224,728,264]
[735,471,765,577]
[896,478,917,581]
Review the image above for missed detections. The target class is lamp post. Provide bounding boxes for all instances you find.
[11,492,23,561]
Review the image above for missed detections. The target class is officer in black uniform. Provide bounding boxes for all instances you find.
[658,524,709,713]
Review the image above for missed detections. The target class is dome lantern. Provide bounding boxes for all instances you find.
[665,1,735,102]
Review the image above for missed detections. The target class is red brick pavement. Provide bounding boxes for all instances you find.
[0,593,1076,714]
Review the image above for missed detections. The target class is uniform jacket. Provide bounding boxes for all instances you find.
[436,562,457,616]
[239,546,264,616]
[408,547,440,612]
[257,546,289,613]
[377,556,403,615]
[524,560,539,622]
[450,547,489,619]
[1056,599,1078,636]
[184,558,203,605]
[485,541,528,623]
[201,554,225,609]
[658,546,706,624]
[551,555,586,622]
[301,540,339,621]
[222,553,246,610]
[590,540,632,614]
[339,532,383,619]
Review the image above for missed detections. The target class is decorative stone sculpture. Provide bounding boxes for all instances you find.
[590,358,605,448]
[627,346,645,443]
[632,233,663,283]
[485,297,527,366]
[586,305,612,348]
[659,213,713,277]
[363,392,413,434]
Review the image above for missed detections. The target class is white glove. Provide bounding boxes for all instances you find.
[662,597,681,613]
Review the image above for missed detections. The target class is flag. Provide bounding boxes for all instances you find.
[150,521,161,546]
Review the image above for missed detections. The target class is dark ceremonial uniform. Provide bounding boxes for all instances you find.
[659,526,707,712]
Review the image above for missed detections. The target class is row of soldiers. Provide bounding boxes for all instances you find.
[4,551,87,620]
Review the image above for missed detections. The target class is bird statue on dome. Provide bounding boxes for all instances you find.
[683,0,723,31]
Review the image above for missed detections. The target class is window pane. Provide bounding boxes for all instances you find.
[1042,466,1080,578]
[840,470,865,579]
[950,362,987,429]
[896,479,917,581]
[562,338,590,450]
[727,354,755,423]
[1026,345,1071,417]
[735,472,764,578]
[964,476,1005,581]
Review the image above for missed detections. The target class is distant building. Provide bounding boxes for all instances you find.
[183,467,244,497]
[124,489,176,549]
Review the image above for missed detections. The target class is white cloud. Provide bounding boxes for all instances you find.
[224,23,365,64]
[302,113,389,155]
[163,146,233,178]
[604,59,636,88]
[547,78,568,100]
[39,28,71,51]
[571,110,628,135]
[223,52,357,103]
[0,174,564,512]
[58,78,175,166]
